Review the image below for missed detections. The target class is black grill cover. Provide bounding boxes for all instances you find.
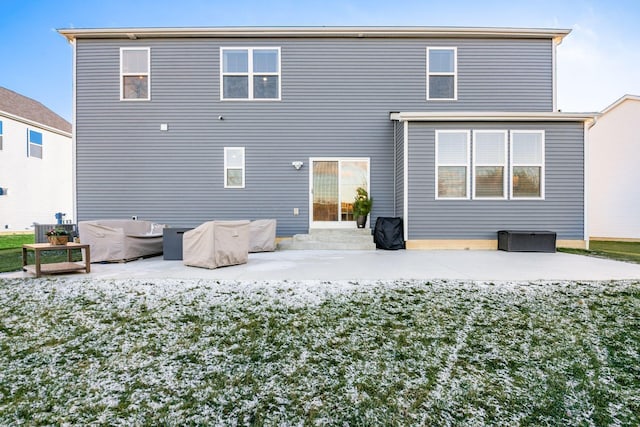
[374,217,405,250]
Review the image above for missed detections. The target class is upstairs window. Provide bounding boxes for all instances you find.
[224,147,245,188]
[221,47,280,100]
[121,48,150,100]
[511,131,545,199]
[473,131,507,199]
[427,47,457,100]
[28,130,43,159]
[436,130,470,199]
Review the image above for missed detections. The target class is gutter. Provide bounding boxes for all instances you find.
[389,111,597,122]
[0,110,72,138]
[58,26,571,42]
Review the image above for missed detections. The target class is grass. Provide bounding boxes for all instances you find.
[559,240,640,264]
[0,278,638,425]
[0,233,83,273]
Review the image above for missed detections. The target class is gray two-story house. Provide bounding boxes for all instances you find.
[59,26,593,249]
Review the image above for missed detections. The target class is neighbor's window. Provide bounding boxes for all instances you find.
[427,47,457,100]
[28,129,43,159]
[224,147,245,188]
[436,130,470,199]
[0,120,3,150]
[221,47,280,100]
[474,131,507,199]
[511,131,544,198]
[121,48,150,100]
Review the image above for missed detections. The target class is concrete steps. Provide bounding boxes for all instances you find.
[278,228,376,250]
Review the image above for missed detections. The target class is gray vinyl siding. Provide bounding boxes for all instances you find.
[75,36,554,235]
[394,121,404,217]
[406,121,584,240]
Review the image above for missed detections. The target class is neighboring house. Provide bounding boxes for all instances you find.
[0,87,72,231]
[589,95,640,240]
[59,26,594,249]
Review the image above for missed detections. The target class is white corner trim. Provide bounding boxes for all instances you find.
[583,121,589,249]
[403,121,409,241]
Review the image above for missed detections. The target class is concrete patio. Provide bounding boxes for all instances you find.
[4,249,640,282]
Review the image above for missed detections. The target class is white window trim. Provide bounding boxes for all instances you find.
[472,130,508,200]
[510,130,545,200]
[120,47,151,101]
[224,147,245,189]
[220,47,281,101]
[426,47,457,101]
[435,130,470,200]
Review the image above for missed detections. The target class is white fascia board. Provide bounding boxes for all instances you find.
[389,111,597,123]
[599,94,640,116]
[58,26,571,42]
[0,110,72,138]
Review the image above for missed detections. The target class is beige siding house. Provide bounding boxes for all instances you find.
[589,95,640,240]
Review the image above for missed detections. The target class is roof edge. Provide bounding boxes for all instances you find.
[58,26,571,42]
[389,111,597,122]
[600,94,640,115]
[0,110,72,138]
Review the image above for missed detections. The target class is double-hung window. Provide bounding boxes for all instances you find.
[224,147,245,188]
[427,47,457,100]
[436,130,470,199]
[511,131,545,199]
[120,47,150,100]
[473,131,507,199]
[28,130,43,159]
[221,47,280,100]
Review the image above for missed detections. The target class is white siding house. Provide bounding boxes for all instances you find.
[0,87,72,231]
[589,95,640,240]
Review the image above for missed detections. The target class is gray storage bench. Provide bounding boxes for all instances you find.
[497,230,556,253]
[163,227,194,260]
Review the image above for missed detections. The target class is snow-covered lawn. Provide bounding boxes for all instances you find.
[0,278,638,426]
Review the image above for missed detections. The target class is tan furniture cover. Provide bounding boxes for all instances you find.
[249,219,277,252]
[78,219,166,262]
[183,220,250,269]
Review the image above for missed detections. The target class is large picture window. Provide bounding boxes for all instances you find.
[435,129,545,201]
[427,47,457,100]
[221,47,280,100]
[511,131,545,199]
[473,131,507,199]
[436,130,470,199]
[120,48,150,100]
[224,147,245,188]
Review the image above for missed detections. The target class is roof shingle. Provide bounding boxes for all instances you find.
[0,86,71,133]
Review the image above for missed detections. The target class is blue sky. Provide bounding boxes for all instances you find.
[1,0,639,122]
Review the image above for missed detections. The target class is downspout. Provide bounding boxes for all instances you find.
[393,120,397,217]
[71,38,78,225]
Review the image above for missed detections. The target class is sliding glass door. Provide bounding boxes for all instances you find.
[310,158,370,228]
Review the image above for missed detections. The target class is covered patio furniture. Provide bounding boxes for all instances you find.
[183,220,250,269]
[78,219,166,262]
[249,219,277,252]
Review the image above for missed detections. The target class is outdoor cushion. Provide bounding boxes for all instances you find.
[249,219,277,252]
[183,220,250,269]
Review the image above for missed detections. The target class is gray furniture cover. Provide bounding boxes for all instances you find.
[78,219,166,262]
[183,220,250,269]
[249,219,277,252]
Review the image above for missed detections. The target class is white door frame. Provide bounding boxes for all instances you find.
[309,157,371,229]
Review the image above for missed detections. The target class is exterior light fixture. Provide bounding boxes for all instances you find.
[292,161,303,170]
